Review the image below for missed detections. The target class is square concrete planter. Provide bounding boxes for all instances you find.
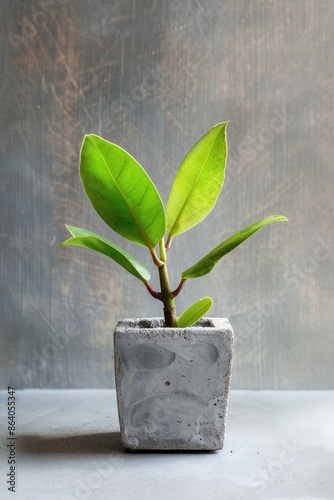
[114,317,234,451]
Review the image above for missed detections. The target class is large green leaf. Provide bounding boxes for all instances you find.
[182,215,287,279]
[176,297,213,328]
[80,134,165,250]
[166,122,228,243]
[59,225,151,283]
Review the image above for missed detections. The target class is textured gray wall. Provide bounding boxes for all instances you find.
[1,0,333,389]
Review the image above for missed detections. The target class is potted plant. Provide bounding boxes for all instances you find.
[60,122,286,451]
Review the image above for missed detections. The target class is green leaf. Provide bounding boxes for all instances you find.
[80,134,165,250]
[182,215,287,279]
[166,122,228,242]
[59,225,151,283]
[176,297,213,328]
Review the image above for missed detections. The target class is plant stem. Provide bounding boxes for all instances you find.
[158,238,176,327]
[171,278,187,298]
[150,247,164,267]
[144,282,162,301]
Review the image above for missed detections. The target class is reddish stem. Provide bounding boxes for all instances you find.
[171,278,187,298]
[144,282,163,301]
[165,235,173,252]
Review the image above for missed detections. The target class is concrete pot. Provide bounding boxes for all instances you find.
[114,317,234,451]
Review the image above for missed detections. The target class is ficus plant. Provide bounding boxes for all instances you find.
[60,123,287,328]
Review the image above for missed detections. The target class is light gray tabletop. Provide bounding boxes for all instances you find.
[0,389,333,500]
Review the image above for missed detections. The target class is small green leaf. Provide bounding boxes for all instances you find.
[80,134,165,250]
[182,215,287,279]
[166,122,228,242]
[60,225,151,283]
[177,297,213,328]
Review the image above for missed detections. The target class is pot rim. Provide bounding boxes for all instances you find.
[115,317,232,331]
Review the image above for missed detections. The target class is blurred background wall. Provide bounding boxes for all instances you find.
[1,0,333,389]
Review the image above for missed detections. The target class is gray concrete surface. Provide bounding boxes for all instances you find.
[114,318,233,450]
[0,389,333,499]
